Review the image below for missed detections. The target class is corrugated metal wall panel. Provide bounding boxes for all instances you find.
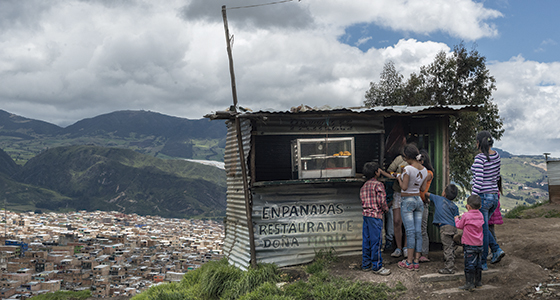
[547,161,560,203]
[223,119,253,270]
[547,161,560,185]
[251,183,364,267]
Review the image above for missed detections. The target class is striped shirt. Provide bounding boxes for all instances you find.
[471,151,500,195]
[360,178,388,219]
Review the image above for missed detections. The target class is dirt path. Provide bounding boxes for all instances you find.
[327,204,560,299]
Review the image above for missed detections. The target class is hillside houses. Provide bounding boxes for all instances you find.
[0,210,223,298]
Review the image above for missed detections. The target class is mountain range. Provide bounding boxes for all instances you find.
[0,109,227,164]
[0,110,227,218]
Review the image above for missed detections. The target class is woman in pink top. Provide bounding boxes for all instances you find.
[455,194,484,291]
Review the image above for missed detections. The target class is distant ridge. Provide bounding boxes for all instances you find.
[11,145,226,218]
[495,148,514,158]
[62,110,226,139]
[0,148,21,176]
[0,109,62,136]
[0,109,227,163]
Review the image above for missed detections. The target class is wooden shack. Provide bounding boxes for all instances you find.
[206,104,477,269]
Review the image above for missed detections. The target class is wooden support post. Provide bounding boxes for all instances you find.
[222,5,257,268]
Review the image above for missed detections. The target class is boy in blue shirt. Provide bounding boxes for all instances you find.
[425,184,460,274]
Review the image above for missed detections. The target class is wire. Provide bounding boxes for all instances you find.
[227,0,296,10]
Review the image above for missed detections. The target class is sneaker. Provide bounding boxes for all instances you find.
[481,263,488,271]
[360,267,371,272]
[383,241,394,253]
[419,256,430,263]
[438,268,455,274]
[372,267,391,276]
[413,262,419,271]
[398,259,414,271]
[403,248,408,257]
[491,248,505,264]
[391,248,402,258]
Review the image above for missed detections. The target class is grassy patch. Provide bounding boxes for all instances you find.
[504,202,545,219]
[29,290,91,300]
[504,200,560,219]
[134,253,406,300]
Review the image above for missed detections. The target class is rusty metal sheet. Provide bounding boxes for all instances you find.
[252,116,383,135]
[205,104,480,120]
[223,119,252,270]
[251,182,364,267]
[547,161,560,204]
[547,161,560,186]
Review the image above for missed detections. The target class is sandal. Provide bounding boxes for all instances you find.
[413,262,420,271]
[419,256,430,263]
[397,259,414,271]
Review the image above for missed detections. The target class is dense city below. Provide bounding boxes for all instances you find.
[0,210,224,299]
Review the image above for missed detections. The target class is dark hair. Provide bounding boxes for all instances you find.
[476,131,494,161]
[363,161,380,180]
[497,175,503,194]
[467,194,481,210]
[444,184,458,200]
[419,150,434,172]
[402,144,422,161]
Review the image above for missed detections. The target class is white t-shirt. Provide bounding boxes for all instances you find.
[402,165,428,194]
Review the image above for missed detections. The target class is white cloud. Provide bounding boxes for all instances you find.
[305,0,502,40]
[0,0,452,125]
[490,56,560,157]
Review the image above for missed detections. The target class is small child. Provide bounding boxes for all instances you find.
[455,195,484,291]
[360,161,391,276]
[425,184,459,274]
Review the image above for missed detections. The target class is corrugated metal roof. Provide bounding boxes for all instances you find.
[205,104,480,120]
[250,104,478,114]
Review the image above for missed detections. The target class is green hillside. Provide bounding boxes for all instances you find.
[454,154,549,213]
[0,110,226,165]
[10,145,226,218]
[500,156,548,211]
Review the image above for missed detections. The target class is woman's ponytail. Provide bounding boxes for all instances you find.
[476,131,494,161]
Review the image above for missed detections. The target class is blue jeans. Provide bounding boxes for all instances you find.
[384,209,394,246]
[463,244,483,273]
[362,216,383,270]
[479,193,500,264]
[401,196,424,253]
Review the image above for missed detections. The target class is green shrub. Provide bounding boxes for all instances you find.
[238,282,291,300]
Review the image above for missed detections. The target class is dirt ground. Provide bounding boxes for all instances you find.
[324,202,560,299]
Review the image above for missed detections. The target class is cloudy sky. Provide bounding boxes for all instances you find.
[1,0,559,157]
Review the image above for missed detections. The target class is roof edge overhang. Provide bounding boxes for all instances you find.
[204,104,480,120]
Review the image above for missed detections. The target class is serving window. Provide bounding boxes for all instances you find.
[292,137,355,179]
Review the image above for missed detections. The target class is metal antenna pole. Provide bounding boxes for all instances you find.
[222,5,256,268]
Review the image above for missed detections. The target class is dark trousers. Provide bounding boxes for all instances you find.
[464,244,483,273]
[362,216,383,271]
